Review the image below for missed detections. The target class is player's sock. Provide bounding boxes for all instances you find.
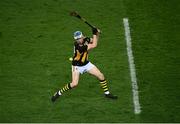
[59,83,72,94]
[51,83,72,102]
[99,79,110,95]
[99,79,118,100]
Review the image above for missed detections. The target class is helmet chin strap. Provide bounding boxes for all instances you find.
[78,41,83,45]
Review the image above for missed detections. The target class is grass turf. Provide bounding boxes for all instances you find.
[0,0,179,122]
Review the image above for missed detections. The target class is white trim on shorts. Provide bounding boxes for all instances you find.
[72,62,95,74]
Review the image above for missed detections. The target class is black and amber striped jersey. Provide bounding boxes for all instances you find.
[72,37,91,66]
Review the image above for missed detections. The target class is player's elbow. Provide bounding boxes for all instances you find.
[92,43,97,48]
[92,41,98,47]
[88,43,97,50]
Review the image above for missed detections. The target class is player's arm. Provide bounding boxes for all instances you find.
[87,28,100,50]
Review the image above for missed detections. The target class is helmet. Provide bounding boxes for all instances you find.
[73,31,83,40]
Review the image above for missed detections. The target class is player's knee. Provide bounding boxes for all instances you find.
[70,81,78,88]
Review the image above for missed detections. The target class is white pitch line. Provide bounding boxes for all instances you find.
[123,18,141,114]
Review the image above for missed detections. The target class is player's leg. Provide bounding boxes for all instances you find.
[70,66,80,88]
[59,66,80,94]
[87,66,118,99]
[51,66,80,102]
[87,66,108,93]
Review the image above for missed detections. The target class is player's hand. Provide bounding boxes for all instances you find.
[92,27,100,35]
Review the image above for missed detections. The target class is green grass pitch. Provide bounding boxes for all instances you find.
[0,0,179,122]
